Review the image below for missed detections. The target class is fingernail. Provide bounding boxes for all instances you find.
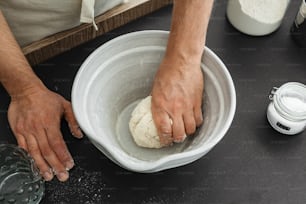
[43,171,53,181]
[65,160,75,171]
[174,135,187,143]
[71,128,83,138]
[77,128,84,138]
[58,171,69,182]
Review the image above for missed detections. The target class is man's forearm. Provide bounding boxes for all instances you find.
[166,0,214,64]
[0,11,44,98]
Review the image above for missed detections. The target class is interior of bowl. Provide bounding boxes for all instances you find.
[72,30,236,172]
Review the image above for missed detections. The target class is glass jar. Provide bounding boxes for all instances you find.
[0,144,45,204]
[291,0,306,47]
[267,82,306,135]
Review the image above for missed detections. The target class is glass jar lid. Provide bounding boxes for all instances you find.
[274,82,306,121]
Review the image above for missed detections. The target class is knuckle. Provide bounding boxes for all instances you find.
[28,147,41,158]
[50,139,63,148]
[159,123,171,135]
[55,148,70,160]
[50,141,70,159]
[40,147,53,159]
[15,122,24,133]
[173,101,183,111]
[39,167,50,175]
[155,115,171,132]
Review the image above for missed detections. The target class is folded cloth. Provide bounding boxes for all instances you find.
[0,0,125,46]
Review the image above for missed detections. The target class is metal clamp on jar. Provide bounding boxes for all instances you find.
[267,82,306,135]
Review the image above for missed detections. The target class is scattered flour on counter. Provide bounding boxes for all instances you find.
[239,0,288,23]
[43,163,107,204]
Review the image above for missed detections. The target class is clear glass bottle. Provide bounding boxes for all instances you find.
[291,0,306,47]
[267,82,306,135]
[0,144,45,203]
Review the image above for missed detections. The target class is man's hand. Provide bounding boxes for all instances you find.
[151,0,213,146]
[151,57,204,146]
[7,87,83,182]
[0,10,83,182]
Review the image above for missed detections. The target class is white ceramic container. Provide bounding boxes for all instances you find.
[72,30,236,173]
[226,0,290,36]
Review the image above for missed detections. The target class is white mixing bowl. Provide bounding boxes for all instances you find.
[72,30,236,173]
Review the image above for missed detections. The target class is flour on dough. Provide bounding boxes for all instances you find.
[129,96,163,148]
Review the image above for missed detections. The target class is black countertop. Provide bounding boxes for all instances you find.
[1,1,306,203]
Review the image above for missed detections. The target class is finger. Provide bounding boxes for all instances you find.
[194,101,203,127]
[11,120,28,151]
[33,127,69,182]
[15,133,28,151]
[63,102,83,138]
[24,134,54,181]
[46,126,75,171]
[183,111,197,136]
[193,93,203,127]
[152,109,173,146]
[172,115,186,143]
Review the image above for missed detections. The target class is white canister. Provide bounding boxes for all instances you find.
[226,0,290,36]
[267,82,306,135]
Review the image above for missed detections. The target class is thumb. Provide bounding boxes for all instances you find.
[63,101,83,139]
[151,109,173,147]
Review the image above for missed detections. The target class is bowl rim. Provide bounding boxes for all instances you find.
[72,30,236,172]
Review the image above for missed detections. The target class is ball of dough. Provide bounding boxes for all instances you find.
[129,96,163,148]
